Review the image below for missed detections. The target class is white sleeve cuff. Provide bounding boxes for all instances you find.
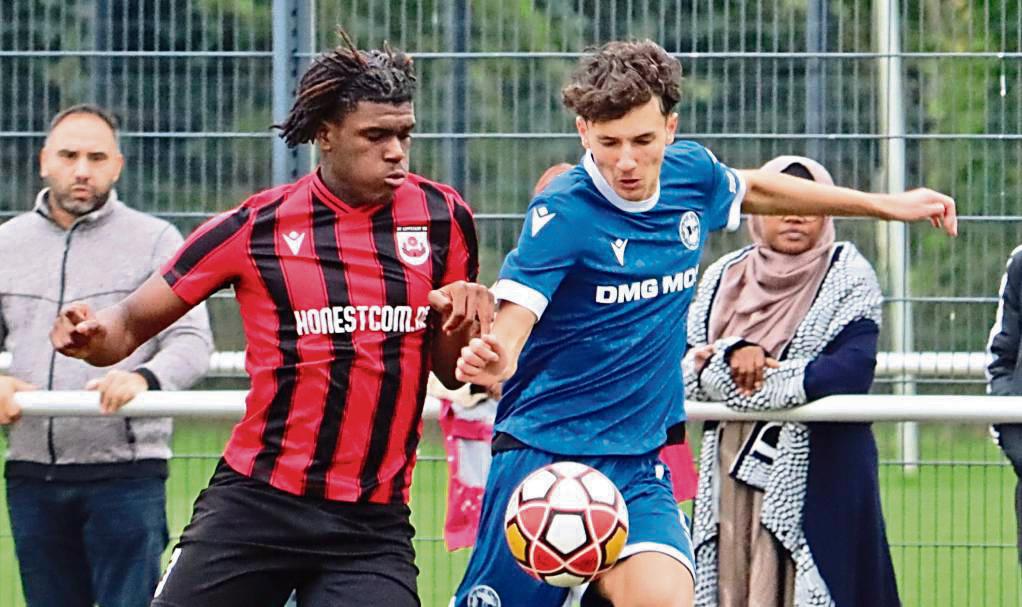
[492,279,549,321]
[725,169,747,232]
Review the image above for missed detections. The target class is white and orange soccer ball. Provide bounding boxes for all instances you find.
[503,461,629,587]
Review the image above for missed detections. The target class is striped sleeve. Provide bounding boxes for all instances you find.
[161,205,252,304]
[440,186,479,284]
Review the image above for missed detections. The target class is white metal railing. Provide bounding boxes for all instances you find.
[876,351,990,378]
[0,351,995,379]
[12,391,1022,423]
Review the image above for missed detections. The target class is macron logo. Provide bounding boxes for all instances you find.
[531,206,556,237]
[611,238,628,266]
[283,230,306,255]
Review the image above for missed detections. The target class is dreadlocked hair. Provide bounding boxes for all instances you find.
[275,30,417,148]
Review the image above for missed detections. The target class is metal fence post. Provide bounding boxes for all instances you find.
[272,0,314,185]
[805,0,828,160]
[445,0,470,194]
[91,0,112,109]
[875,0,918,471]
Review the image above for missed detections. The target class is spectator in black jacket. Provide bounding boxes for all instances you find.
[986,245,1022,566]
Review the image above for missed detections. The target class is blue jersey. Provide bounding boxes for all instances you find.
[491,140,745,456]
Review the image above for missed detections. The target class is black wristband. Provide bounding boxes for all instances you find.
[133,367,161,391]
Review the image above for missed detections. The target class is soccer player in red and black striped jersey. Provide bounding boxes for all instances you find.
[50,35,493,607]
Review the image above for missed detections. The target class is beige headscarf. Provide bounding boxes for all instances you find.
[707,155,836,356]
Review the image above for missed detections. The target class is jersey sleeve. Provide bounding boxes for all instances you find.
[492,198,578,320]
[440,189,480,285]
[700,147,747,233]
[160,205,252,305]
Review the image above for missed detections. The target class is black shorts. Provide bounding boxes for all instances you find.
[151,459,419,607]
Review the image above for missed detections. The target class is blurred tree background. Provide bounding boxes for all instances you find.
[1,0,1019,362]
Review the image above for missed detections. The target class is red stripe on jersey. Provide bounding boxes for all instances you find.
[392,183,453,501]
[247,201,303,486]
[163,207,252,304]
[222,199,289,479]
[302,197,356,499]
[325,210,387,501]
[449,200,480,284]
[267,190,333,495]
[366,189,433,503]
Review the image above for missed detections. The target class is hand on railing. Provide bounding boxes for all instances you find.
[85,370,150,414]
[0,376,35,425]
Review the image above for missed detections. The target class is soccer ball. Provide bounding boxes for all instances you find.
[503,461,629,587]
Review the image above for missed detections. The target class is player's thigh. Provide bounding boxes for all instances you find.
[593,552,693,607]
[150,541,295,607]
[590,454,695,606]
[297,523,420,607]
[452,448,570,607]
[297,568,418,607]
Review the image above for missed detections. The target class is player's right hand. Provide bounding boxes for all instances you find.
[50,301,107,360]
[429,281,495,335]
[881,188,958,237]
[0,376,35,425]
[456,335,508,386]
[728,344,780,396]
[86,370,149,414]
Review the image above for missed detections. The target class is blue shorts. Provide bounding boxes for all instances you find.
[452,445,693,607]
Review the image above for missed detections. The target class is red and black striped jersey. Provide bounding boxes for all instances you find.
[162,169,478,504]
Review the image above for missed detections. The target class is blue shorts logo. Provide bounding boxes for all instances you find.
[467,585,501,607]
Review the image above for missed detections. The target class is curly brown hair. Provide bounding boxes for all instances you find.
[562,40,682,123]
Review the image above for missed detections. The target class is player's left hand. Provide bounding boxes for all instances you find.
[51,301,107,359]
[455,335,508,386]
[429,281,495,335]
[881,188,957,237]
[86,370,148,414]
[728,345,780,396]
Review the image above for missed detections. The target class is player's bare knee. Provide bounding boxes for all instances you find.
[607,580,691,607]
[598,554,693,607]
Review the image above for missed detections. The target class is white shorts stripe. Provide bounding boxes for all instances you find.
[618,541,695,582]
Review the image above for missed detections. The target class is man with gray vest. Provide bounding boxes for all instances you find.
[0,104,212,607]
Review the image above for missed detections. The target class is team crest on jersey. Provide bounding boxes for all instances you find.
[679,211,701,250]
[466,585,501,607]
[397,226,429,266]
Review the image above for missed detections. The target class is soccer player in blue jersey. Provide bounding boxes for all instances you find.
[452,40,956,607]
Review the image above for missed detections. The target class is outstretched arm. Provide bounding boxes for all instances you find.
[50,274,192,367]
[738,169,957,236]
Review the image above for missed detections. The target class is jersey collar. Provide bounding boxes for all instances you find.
[582,151,660,213]
[311,168,358,214]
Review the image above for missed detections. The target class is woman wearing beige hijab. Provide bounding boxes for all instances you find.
[684,156,899,607]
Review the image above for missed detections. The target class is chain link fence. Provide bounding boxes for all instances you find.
[1,1,1021,605]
